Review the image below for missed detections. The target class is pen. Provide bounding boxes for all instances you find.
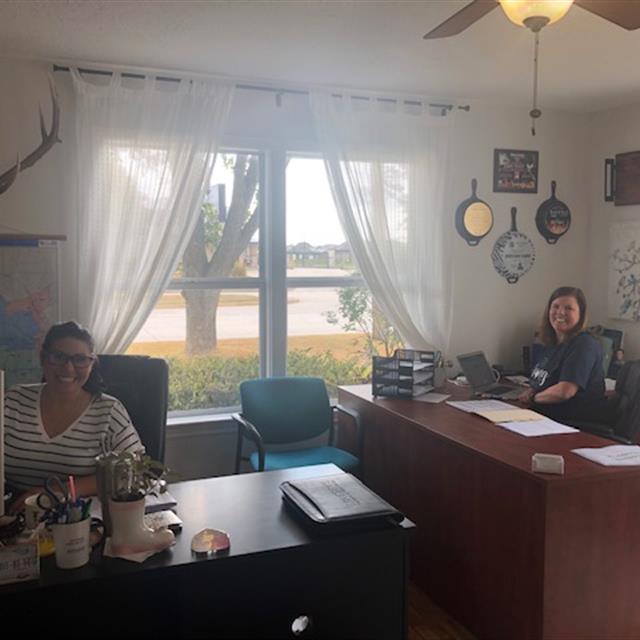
[68,475,77,502]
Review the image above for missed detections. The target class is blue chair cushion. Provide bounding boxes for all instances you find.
[250,445,359,472]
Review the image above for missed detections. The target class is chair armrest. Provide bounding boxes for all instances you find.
[333,404,364,469]
[232,413,266,472]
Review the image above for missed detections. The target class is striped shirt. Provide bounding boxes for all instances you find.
[4,383,142,490]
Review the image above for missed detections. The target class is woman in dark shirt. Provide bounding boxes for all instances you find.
[520,286,606,423]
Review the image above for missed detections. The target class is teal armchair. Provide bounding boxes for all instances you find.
[232,376,362,473]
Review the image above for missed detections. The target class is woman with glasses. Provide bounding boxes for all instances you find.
[4,320,142,512]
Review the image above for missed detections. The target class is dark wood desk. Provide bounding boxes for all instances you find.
[339,384,640,640]
[1,464,412,639]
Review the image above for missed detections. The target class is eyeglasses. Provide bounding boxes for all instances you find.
[45,350,96,369]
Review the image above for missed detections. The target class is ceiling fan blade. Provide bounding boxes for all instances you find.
[575,0,640,30]
[423,0,499,39]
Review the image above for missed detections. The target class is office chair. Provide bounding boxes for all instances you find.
[232,376,362,473]
[97,354,169,462]
[575,360,640,444]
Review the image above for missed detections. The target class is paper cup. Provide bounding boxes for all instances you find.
[51,518,91,569]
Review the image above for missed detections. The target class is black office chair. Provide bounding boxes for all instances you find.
[97,354,169,462]
[575,360,640,444]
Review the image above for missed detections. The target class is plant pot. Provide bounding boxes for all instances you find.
[109,497,174,556]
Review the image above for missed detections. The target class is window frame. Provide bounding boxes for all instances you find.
[162,146,364,417]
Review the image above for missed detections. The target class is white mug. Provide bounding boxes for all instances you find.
[51,518,92,569]
[24,493,47,530]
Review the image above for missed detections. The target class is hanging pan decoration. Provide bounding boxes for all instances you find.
[455,179,494,246]
[535,180,571,244]
[492,207,535,284]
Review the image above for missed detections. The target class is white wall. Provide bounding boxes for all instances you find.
[228,88,591,372]
[0,60,78,318]
[449,103,589,371]
[587,103,640,360]
[1,60,599,477]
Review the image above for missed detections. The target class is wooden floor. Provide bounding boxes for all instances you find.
[408,582,476,640]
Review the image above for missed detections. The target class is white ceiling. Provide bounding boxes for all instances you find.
[1,0,639,113]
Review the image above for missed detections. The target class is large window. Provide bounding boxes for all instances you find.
[129,151,400,413]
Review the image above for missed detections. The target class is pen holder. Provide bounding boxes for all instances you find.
[433,366,447,389]
[51,517,103,569]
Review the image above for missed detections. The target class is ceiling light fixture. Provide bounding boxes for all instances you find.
[498,0,575,135]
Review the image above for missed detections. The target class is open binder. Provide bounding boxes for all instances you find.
[280,473,403,530]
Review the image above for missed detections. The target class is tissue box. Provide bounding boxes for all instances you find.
[0,532,40,585]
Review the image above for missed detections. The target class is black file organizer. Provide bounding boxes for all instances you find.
[372,349,439,398]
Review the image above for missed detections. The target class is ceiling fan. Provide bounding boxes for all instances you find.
[423,0,640,40]
[423,1,640,135]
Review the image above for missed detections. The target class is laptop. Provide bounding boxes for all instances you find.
[456,351,522,400]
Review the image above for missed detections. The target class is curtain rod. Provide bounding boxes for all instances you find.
[52,64,470,113]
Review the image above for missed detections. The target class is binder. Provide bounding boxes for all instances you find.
[280,473,403,530]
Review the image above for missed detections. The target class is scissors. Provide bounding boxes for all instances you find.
[36,476,70,511]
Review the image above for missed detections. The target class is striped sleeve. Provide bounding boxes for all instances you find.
[103,397,143,454]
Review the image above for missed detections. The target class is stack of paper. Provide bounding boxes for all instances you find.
[447,399,578,437]
[474,408,544,423]
[572,445,640,466]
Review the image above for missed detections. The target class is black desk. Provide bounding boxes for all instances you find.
[2,464,412,639]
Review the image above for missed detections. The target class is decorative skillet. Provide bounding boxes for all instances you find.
[492,207,535,284]
[455,178,494,246]
[535,180,571,244]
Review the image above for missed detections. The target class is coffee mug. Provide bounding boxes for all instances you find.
[24,493,47,530]
[51,517,104,569]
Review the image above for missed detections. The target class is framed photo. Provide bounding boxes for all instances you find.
[493,149,539,194]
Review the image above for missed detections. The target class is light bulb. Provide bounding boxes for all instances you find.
[499,0,574,29]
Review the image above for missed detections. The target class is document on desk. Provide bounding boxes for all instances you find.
[571,444,640,466]
[496,418,579,437]
[447,399,513,413]
[475,408,545,423]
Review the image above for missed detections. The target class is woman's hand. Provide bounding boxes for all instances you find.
[518,388,535,405]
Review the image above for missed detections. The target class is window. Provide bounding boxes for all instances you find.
[129,151,400,413]
[286,156,372,395]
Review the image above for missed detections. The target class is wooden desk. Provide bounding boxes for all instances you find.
[1,464,412,639]
[339,384,640,640]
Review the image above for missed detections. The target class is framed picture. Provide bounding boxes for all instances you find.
[493,149,539,194]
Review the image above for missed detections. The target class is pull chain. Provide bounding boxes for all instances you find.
[530,30,542,136]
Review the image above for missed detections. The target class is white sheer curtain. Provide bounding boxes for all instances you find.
[70,70,234,353]
[310,90,455,354]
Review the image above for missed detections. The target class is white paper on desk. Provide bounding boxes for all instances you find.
[414,392,450,403]
[496,419,579,437]
[447,399,513,413]
[571,444,640,466]
[476,408,545,423]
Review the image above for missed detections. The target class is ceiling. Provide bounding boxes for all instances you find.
[1,0,639,113]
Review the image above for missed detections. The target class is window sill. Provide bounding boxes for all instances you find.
[167,413,234,427]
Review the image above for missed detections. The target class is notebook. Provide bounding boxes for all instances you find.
[280,473,403,528]
[456,351,522,400]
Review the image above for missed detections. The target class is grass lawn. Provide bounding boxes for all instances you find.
[155,292,298,309]
[127,333,371,360]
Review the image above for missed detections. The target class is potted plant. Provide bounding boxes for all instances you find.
[98,450,175,557]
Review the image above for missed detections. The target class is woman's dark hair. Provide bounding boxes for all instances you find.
[539,286,588,346]
[40,320,105,394]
